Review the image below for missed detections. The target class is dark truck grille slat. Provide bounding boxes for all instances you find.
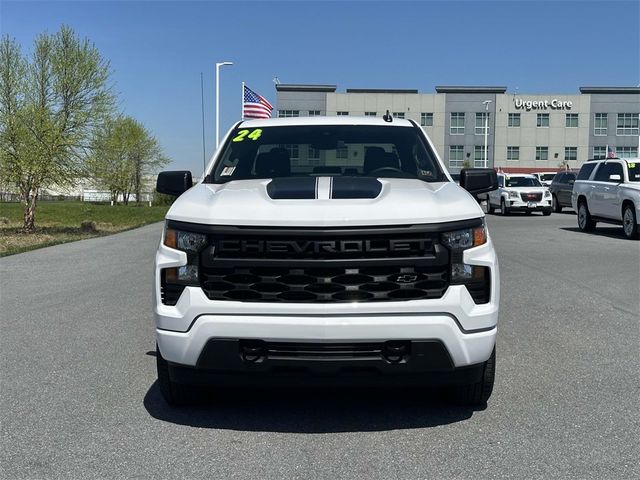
[266,342,385,360]
[161,284,184,306]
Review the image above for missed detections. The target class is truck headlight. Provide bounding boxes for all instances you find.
[162,224,207,285]
[508,190,519,198]
[442,224,491,303]
[164,226,207,253]
[442,224,487,250]
[544,190,551,198]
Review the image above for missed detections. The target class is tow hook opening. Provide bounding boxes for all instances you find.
[240,340,266,363]
[383,341,409,364]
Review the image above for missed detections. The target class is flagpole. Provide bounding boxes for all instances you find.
[241,81,245,120]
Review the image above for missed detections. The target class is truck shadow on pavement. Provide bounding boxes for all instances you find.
[561,226,629,240]
[143,381,479,433]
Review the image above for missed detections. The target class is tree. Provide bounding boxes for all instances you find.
[88,116,168,205]
[0,26,113,231]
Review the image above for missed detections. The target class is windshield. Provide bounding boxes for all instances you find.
[628,161,639,182]
[207,124,445,183]
[539,173,555,181]
[505,176,542,187]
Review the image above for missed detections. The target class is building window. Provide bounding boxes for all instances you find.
[536,146,549,161]
[308,146,320,160]
[393,112,405,119]
[364,111,376,117]
[506,146,520,162]
[565,147,577,161]
[616,113,639,135]
[450,113,465,135]
[475,112,489,135]
[593,146,606,159]
[420,112,433,126]
[336,147,348,159]
[449,146,464,168]
[278,110,299,118]
[508,113,520,127]
[565,114,579,128]
[308,110,320,117]
[594,113,607,135]
[537,113,550,127]
[282,144,299,159]
[337,111,349,116]
[474,146,487,167]
[616,146,639,158]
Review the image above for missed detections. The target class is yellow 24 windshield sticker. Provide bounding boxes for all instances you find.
[232,129,263,142]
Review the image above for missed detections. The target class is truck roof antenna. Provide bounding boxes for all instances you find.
[382,110,393,122]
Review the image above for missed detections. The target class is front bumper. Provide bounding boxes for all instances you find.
[505,197,551,211]
[164,339,488,387]
[154,233,499,372]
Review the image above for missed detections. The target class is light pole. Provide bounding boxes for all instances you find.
[482,100,492,168]
[215,61,233,149]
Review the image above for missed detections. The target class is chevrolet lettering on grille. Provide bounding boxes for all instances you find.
[215,238,432,256]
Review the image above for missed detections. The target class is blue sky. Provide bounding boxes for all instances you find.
[2,0,639,174]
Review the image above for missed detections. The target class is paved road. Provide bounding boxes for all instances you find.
[1,212,639,479]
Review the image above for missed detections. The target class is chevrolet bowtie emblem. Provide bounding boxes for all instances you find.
[395,274,418,283]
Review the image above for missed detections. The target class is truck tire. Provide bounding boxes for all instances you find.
[156,346,192,406]
[552,194,562,213]
[450,348,495,406]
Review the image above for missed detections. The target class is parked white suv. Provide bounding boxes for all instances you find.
[154,116,500,406]
[487,173,552,215]
[532,171,557,187]
[572,157,640,239]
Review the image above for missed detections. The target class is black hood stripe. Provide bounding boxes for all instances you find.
[267,177,317,199]
[267,176,382,200]
[331,177,382,199]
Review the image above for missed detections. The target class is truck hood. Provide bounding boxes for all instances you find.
[166,178,484,227]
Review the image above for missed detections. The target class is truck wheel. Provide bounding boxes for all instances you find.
[500,199,509,216]
[542,208,552,216]
[156,346,191,406]
[622,204,639,239]
[577,201,596,232]
[487,202,495,214]
[450,348,495,406]
[552,194,562,213]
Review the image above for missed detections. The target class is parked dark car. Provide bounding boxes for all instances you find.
[549,171,577,212]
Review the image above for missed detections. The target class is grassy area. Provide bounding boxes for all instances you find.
[0,201,170,257]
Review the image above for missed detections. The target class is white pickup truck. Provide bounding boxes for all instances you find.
[154,116,500,406]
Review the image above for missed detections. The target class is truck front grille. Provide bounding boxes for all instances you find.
[189,224,459,304]
[200,264,448,303]
[520,192,542,202]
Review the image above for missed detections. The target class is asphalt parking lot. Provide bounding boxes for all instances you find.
[1,211,638,479]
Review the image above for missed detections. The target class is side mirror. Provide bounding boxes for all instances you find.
[156,171,193,196]
[460,168,498,195]
[609,174,621,182]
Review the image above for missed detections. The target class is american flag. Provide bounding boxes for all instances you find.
[606,145,616,158]
[243,85,273,119]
